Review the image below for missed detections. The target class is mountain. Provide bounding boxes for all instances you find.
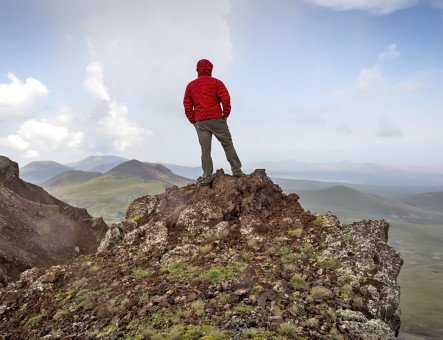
[20,161,72,184]
[0,169,402,339]
[253,159,388,173]
[159,163,202,180]
[251,160,443,187]
[66,155,128,172]
[43,170,102,187]
[297,186,443,224]
[43,160,193,224]
[0,156,108,287]
[106,159,192,187]
[400,191,443,212]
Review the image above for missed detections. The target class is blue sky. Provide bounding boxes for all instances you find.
[0,0,442,169]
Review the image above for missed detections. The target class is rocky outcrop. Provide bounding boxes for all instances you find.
[0,156,108,286]
[0,169,402,339]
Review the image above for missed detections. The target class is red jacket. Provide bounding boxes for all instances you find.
[183,59,231,124]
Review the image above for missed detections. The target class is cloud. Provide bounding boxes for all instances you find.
[97,99,152,151]
[357,65,384,91]
[18,119,70,145]
[376,117,403,137]
[0,73,48,120]
[0,134,39,158]
[306,0,418,14]
[76,0,232,113]
[83,62,153,151]
[378,43,400,61]
[83,62,110,101]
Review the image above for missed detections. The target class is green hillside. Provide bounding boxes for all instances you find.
[401,191,443,212]
[43,170,102,187]
[297,186,443,224]
[44,174,166,224]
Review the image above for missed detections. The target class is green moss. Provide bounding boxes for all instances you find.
[291,273,308,289]
[300,243,317,259]
[314,216,327,226]
[190,299,205,316]
[320,258,337,269]
[278,321,300,336]
[279,247,297,261]
[132,267,150,278]
[161,261,198,279]
[199,244,212,254]
[72,277,87,288]
[310,286,331,300]
[53,309,68,321]
[233,302,255,314]
[200,265,237,283]
[241,251,252,262]
[95,324,118,337]
[131,214,141,222]
[339,283,353,301]
[288,228,303,237]
[88,264,100,274]
[23,314,43,328]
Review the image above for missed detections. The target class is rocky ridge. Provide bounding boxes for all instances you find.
[0,169,402,339]
[0,156,108,287]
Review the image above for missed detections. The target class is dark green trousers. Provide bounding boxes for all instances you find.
[194,118,242,178]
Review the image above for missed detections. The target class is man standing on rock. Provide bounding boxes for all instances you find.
[184,59,243,185]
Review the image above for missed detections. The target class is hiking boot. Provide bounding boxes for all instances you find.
[232,170,245,178]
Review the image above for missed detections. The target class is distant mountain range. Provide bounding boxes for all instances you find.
[249,159,443,187]
[20,161,72,184]
[66,155,129,172]
[41,159,193,223]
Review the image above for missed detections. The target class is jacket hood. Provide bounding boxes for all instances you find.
[196,59,213,76]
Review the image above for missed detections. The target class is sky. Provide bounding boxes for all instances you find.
[0,0,442,169]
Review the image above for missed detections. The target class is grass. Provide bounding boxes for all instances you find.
[310,286,332,300]
[291,273,308,289]
[288,228,303,237]
[45,174,166,224]
[132,267,150,278]
[200,265,237,283]
[22,314,43,328]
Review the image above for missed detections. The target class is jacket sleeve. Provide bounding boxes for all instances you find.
[217,80,231,118]
[183,85,195,124]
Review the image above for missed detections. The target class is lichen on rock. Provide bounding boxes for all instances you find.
[0,169,403,339]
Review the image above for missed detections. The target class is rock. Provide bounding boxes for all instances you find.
[0,169,403,340]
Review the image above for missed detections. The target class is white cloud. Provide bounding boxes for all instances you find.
[98,99,152,151]
[18,119,70,145]
[83,62,110,101]
[0,134,39,158]
[68,131,85,148]
[0,73,48,119]
[0,134,30,151]
[306,0,418,14]
[376,117,403,137]
[77,0,232,113]
[378,43,400,61]
[357,65,384,91]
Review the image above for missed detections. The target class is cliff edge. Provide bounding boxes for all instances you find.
[0,156,108,287]
[0,169,402,339]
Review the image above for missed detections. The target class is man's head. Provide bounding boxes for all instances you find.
[196,59,213,76]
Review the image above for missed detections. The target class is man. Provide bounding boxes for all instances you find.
[183,59,243,185]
